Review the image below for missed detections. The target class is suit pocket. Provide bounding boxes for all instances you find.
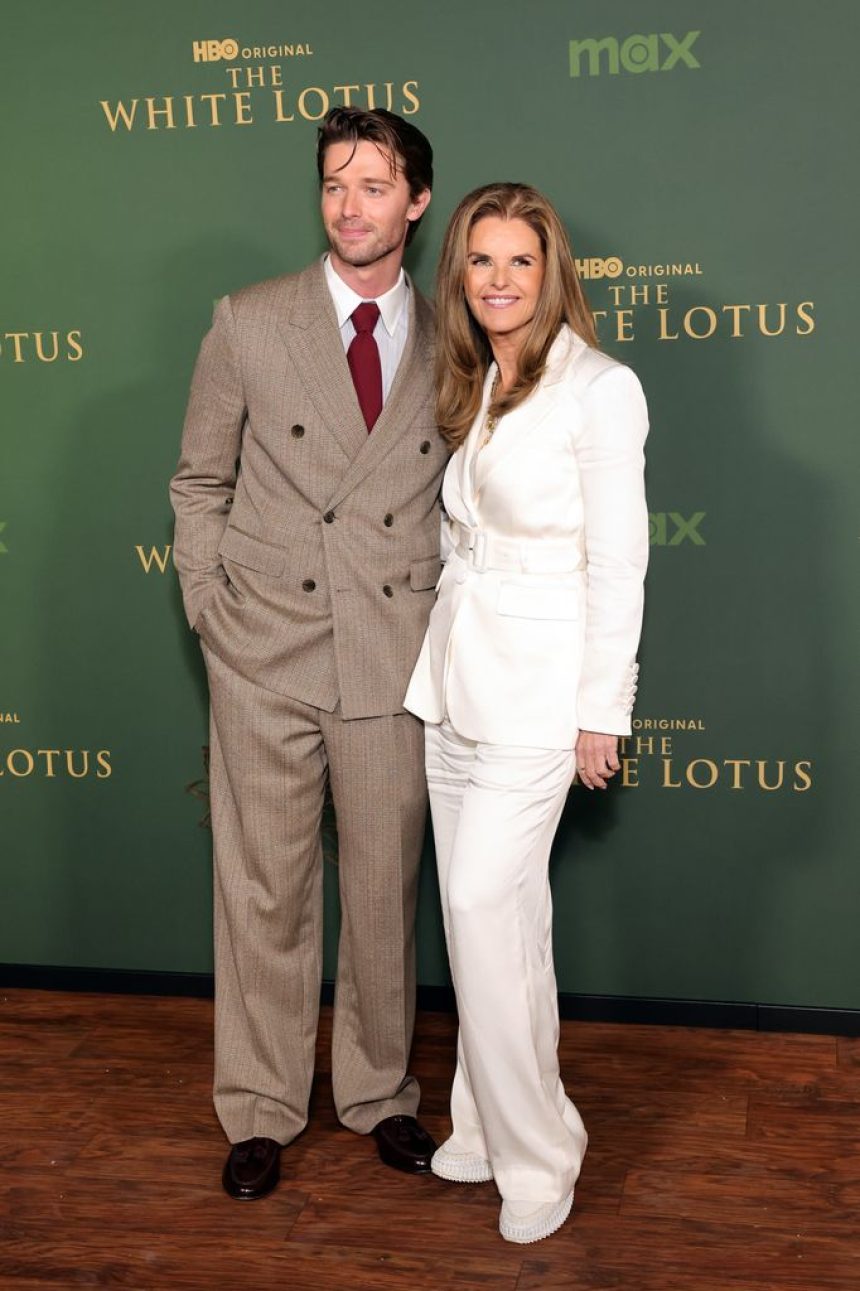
[218,526,286,577]
[410,555,442,591]
[497,581,580,621]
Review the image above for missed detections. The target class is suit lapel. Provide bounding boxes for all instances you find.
[456,363,497,525]
[474,388,554,492]
[324,283,435,511]
[278,260,368,463]
[474,327,579,492]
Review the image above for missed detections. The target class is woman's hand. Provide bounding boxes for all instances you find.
[575,730,620,791]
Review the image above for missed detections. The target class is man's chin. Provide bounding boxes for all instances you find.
[334,251,377,268]
[331,247,378,268]
[329,237,399,270]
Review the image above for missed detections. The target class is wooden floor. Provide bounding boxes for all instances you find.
[1,992,858,1290]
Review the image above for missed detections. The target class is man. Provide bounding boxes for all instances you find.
[170,108,447,1200]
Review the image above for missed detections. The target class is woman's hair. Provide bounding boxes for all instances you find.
[435,183,597,447]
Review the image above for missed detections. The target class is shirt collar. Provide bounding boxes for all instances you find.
[323,254,409,338]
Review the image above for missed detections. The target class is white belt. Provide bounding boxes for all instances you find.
[453,526,584,575]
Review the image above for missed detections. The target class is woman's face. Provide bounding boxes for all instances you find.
[464,216,545,350]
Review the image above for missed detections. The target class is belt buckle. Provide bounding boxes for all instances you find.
[468,531,488,573]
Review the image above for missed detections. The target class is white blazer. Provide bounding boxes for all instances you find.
[403,325,649,749]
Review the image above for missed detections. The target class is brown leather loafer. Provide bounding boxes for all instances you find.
[222,1136,281,1200]
[371,1115,436,1174]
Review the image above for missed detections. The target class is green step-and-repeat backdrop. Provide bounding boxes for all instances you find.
[2,1,857,1009]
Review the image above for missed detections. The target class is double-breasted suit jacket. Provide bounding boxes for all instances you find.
[404,325,649,749]
[171,259,449,718]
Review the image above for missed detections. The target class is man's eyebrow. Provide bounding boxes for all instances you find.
[322,173,395,185]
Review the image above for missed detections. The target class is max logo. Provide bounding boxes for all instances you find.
[570,32,701,77]
[649,512,706,547]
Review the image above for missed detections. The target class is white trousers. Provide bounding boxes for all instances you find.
[425,719,588,1205]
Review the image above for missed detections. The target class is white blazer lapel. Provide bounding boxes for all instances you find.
[474,382,554,494]
[474,327,581,492]
[453,362,497,526]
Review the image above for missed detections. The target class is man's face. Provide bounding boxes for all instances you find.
[321,140,429,276]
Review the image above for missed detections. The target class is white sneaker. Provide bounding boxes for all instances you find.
[430,1139,493,1183]
[499,1191,574,1244]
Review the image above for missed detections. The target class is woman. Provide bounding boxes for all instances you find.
[404,184,648,1244]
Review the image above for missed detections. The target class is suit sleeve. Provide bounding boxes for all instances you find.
[440,505,455,564]
[169,295,247,630]
[574,363,649,736]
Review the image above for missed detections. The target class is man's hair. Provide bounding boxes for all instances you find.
[317,107,433,245]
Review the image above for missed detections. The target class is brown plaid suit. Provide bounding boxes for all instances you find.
[170,260,448,1144]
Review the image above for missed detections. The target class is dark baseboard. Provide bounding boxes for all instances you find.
[1,963,858,1037]
[0,963,216,999]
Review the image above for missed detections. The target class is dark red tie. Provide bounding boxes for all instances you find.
[347,301,382,432]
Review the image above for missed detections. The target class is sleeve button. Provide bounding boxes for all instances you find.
[291,424,305,438]
[382,584,394,598]
[383,513,393,527]
[302,579,316,592]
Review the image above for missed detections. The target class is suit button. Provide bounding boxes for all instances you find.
[383,513,393,527]
[419,440,431,454]
[291,424,305,438]
[323,511,335,524]
[302,579,316,592]
[382,584,394,598]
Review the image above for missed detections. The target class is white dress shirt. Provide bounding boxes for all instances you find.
[323,254,410,402]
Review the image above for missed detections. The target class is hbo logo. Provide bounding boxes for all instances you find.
[192,38,239,63]
[575,256,624,280]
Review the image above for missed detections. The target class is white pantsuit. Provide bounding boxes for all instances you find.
[404,325,649,1206]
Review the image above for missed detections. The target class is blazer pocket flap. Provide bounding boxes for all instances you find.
[497,582,579,621]
[218,527,286,577]
[410,555,442,591]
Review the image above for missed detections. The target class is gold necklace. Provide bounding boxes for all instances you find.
[481,373,501,448]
